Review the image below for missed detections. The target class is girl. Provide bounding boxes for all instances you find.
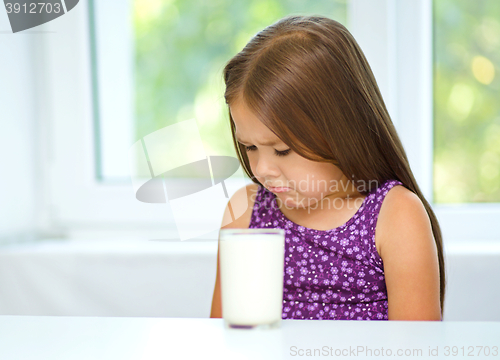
[210,15,444,321]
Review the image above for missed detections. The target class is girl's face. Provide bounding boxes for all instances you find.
[230,98,359,211]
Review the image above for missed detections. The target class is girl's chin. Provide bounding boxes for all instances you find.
[283,197,299,208]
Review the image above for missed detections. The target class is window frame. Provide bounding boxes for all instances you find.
[41,0,499,241]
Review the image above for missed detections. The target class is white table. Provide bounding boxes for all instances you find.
[0,316,498,360]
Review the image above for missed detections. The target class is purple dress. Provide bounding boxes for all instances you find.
[249,179,403,320]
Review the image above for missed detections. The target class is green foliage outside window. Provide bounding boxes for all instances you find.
[434,0,500,203]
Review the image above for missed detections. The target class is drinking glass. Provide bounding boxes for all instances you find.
[219,228,285,329]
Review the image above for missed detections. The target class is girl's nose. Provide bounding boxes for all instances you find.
[254,155,280,179]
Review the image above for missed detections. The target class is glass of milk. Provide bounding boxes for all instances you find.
[219,228,285,329]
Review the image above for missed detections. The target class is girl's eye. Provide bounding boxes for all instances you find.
[244,145,291,157]
[275,149,291,157]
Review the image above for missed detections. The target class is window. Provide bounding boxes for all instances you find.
[432,0,500,241]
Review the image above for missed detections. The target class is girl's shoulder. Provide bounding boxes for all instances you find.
[220,183,260,229]
[375,182,431,257]
[377,182,421,221]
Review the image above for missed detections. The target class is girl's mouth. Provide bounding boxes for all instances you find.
[268,186,291,193]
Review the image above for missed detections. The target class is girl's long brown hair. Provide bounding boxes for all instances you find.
[223,15,445,315]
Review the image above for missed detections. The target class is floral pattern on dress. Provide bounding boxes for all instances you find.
[249,179,404,320]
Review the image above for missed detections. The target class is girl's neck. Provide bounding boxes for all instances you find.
[276,189,366,231]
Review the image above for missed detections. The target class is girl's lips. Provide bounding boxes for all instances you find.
[268,186,291,193]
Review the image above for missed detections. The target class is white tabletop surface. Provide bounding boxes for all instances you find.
[0,316,499,360]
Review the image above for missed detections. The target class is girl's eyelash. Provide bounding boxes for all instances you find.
[244,145,291,157]
[275,149,291,157]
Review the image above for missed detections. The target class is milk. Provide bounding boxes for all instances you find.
[219,229,285,328]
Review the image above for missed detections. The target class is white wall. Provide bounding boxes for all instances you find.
[0,240,499,321]
[0,10,38,243]
[443,242,500,321]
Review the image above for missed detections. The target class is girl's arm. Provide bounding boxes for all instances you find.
[376,186,442,321]
[210,183,259,318]
[210,243,223,318]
